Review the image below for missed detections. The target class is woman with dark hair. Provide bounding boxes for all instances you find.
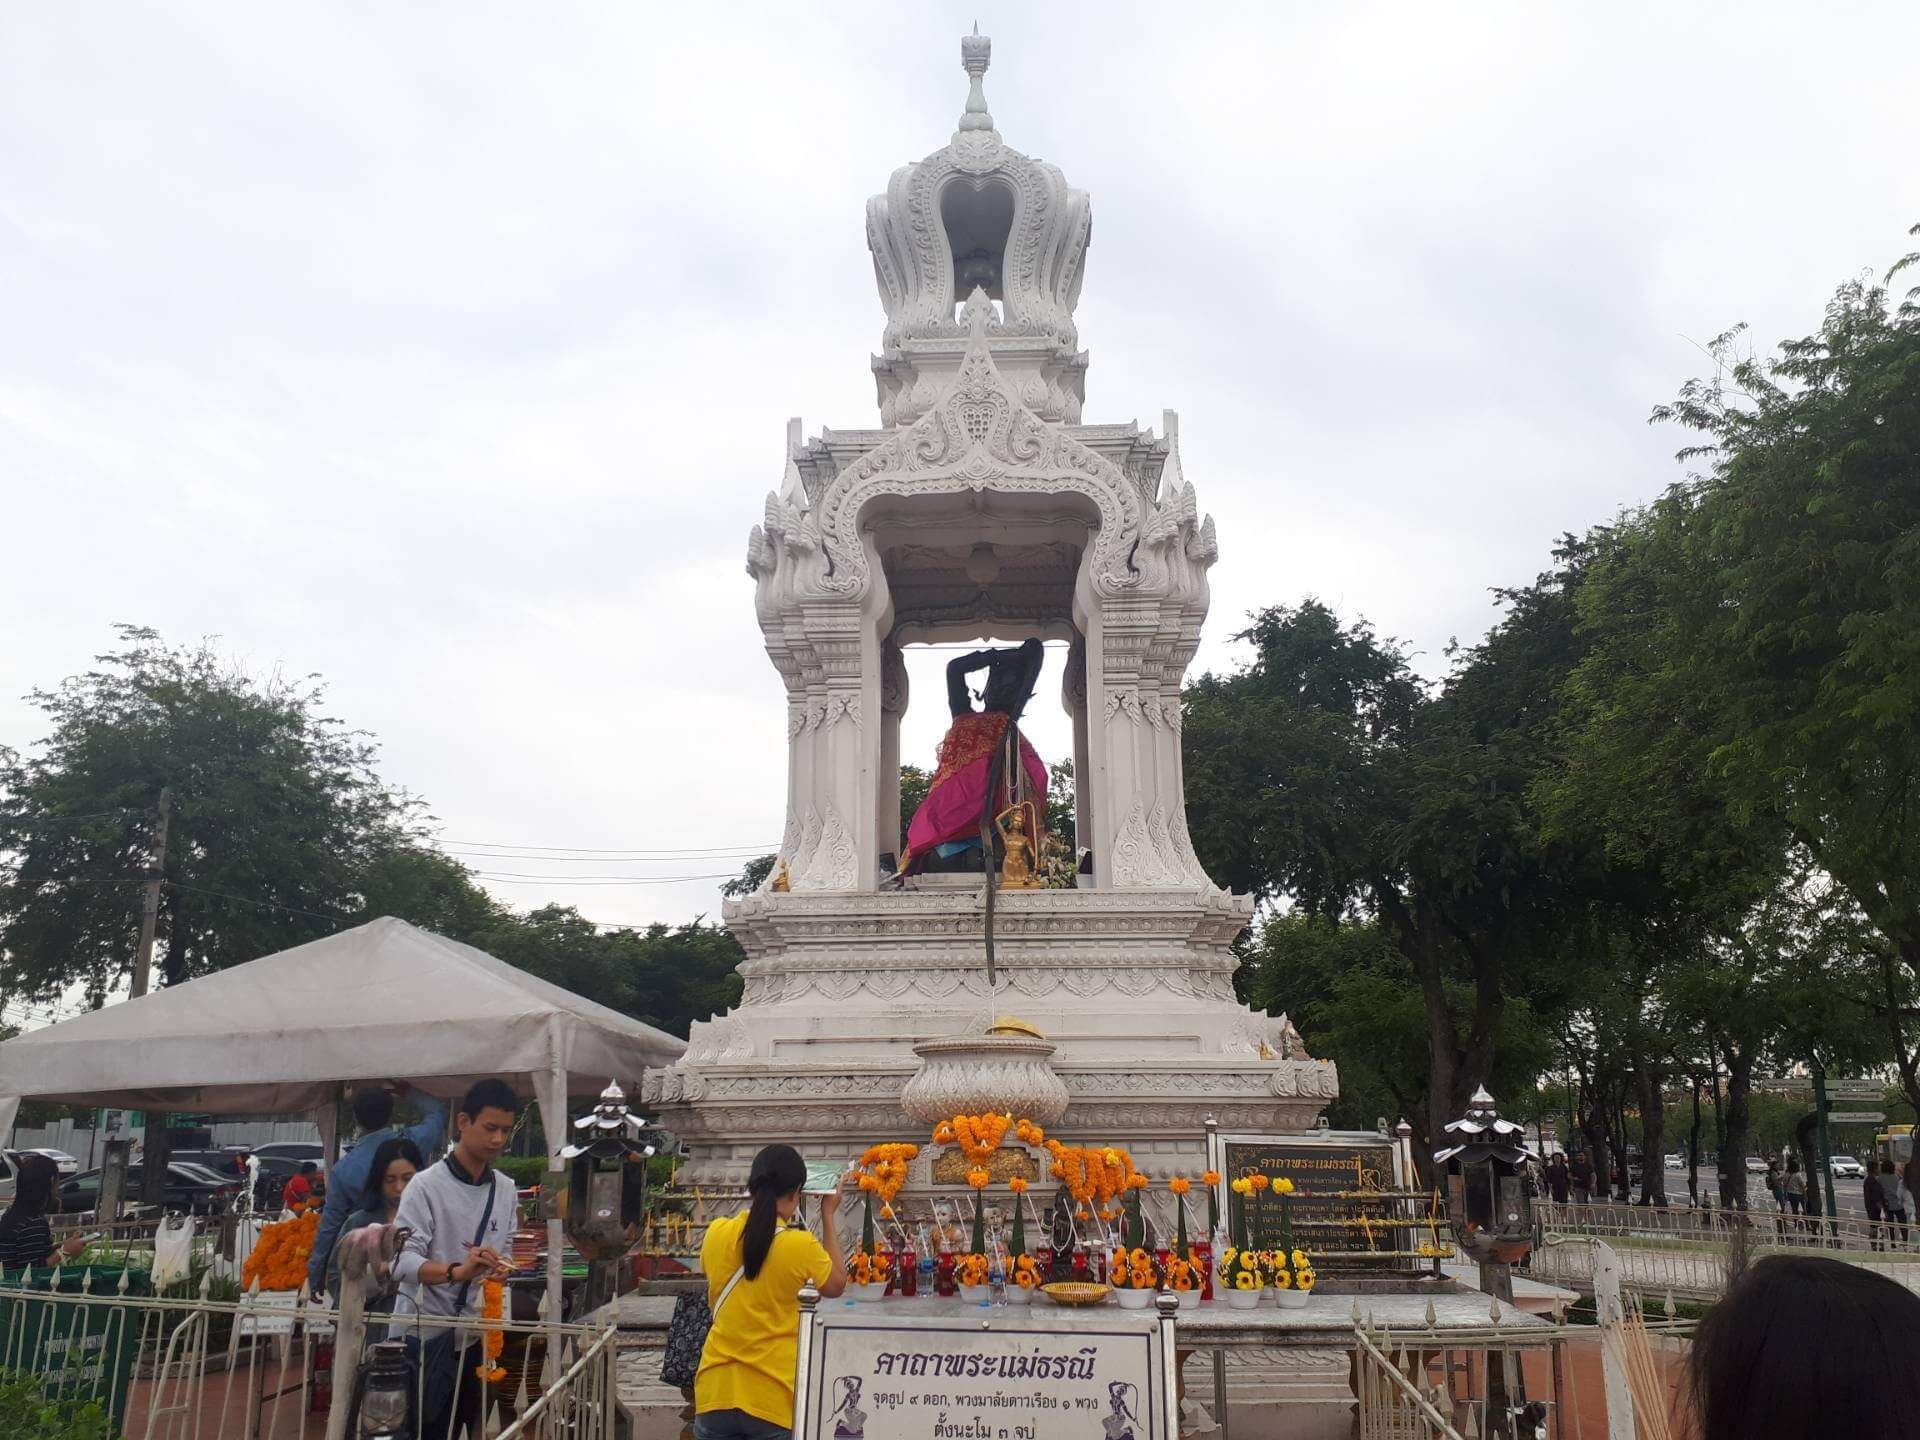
[1687,1255,1920,1438]
[694,1144,847,1439]
[0,1154,89,1271]
[323,1136,424,1302]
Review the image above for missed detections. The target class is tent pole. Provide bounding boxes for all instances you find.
[540,1059,568,1331]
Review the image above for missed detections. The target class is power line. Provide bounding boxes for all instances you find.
[471,872,738,886]
[439,840,776,856]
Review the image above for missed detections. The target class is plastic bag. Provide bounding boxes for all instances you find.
[153,1214,194,1288]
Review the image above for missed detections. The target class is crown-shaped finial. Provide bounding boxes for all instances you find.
[957,27,996,137]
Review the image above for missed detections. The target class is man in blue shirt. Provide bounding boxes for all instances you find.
[308,1082,448,1296]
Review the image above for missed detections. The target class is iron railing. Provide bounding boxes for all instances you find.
[0,1265,618,1440]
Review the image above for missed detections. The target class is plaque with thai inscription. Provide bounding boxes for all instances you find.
[1209,1131,1421,1275]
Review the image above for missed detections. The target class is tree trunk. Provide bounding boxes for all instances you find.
[1636,1066,1669,1205]
[1722,1049,1753,1209]
[1687,1077,1704,1207]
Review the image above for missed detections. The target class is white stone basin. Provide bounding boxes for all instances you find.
[899,1033,1070,1126]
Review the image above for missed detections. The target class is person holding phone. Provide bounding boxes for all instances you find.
[694,1144,848,1439]
[0,1154,89,1271]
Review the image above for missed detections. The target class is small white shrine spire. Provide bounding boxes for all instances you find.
[956,26,998,139]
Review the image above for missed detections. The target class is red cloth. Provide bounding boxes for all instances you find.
[904,712,1048,869]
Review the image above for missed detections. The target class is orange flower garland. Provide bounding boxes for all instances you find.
[851,1143,918,1208]
[1169,1176,1192,1197]
[948,1113,1012,1163]
[848,1250,892,1284]
[1008,1176,1029,1195]
[241,1209,320,1292]
[1012,1255,1042,1289]
[965,1166,991,1190]
[955,1253,990,1287]
[475,1278,507,1383]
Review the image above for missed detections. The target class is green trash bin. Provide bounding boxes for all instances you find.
[0,1264,153,1428]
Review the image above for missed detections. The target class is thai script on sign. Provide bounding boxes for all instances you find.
[874,1345,1097,1380]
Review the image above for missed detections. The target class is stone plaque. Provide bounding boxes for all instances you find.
[930,1146,1040,1186]
[797,1306,1170,1440]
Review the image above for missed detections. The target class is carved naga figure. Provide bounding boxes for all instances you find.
[900,638,1048,876]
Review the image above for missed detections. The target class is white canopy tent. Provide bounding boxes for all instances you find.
[0,916,687,1312]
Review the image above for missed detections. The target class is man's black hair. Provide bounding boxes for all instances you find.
[458,1077,518,1122]
[352,1088,395,1132]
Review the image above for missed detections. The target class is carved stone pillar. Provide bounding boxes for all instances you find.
[878,641,909,862]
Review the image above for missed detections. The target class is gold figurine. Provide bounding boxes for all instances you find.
[996,804,1043,889]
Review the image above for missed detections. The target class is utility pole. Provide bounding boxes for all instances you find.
[130,787,172,999]
[131,787,173,1209]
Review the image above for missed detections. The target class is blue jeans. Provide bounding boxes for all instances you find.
[694,1410,791,1440]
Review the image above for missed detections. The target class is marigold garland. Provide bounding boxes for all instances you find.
[1011,1254,1042,1289]
[475,1278,507,1383]
[955,1252,990,1287]
[240,1209,319,1292]
[965,1166,990,1190]
[848,1249,893,1285]
[1007,1176,1028,1195]
[947,1113,1012,1163]
[851,1142,919,1207]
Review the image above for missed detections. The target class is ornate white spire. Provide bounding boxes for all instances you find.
[956,26,998,139]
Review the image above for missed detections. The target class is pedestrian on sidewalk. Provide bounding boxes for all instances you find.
[1879,1160,1910,1245]
[1863,1163,1886,1250]
[1782,1158,1806,1223]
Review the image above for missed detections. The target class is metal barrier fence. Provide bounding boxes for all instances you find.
[1535,1199,1919,1255]
[0,1265,618,1440]
[1529,1204,1920,1301]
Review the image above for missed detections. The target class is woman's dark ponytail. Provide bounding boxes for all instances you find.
[741,1144,807,1280]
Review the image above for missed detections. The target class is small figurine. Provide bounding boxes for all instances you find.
[996,804,1043,889]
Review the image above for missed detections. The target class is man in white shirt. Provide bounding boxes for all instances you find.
[392,1077,520,1439]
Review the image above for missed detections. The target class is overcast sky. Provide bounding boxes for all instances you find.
[3,3,1915,931]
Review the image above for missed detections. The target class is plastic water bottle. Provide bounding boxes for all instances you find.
[988,1237,1008,1306]
[916,1226,936,1296]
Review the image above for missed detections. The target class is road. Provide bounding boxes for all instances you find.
[1657,1161,1881,1219]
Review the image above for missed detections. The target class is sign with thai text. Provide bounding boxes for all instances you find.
[1211,1131,1410,1269]
[797,1306,1169,1440]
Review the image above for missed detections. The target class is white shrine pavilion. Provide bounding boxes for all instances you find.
[644,33,1336,1185]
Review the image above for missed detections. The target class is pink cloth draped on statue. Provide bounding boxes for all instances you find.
[903,711,1048,870]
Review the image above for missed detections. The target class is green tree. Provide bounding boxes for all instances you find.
[0,627,425,1000]
[1185,569,1595,1167]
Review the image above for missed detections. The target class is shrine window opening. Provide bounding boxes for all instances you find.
[884,636,1083,885]
[940,176,1015,318]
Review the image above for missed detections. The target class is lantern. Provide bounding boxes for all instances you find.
[358,1339,412,1438]
[1436,1087,1534,1266]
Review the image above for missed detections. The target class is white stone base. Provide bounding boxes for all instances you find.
[642,887,1337,1188]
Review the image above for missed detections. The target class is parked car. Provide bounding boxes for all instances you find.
[1745,1156,1770,1173]
[0,1149,16,1201]
[172,1149,249,1178]
[1665,1153,1685,1168]
[1830,1156,1866,1178]
[250,1141,324,1164]
[60,1163,243,1215]
[11,1148,81,1176]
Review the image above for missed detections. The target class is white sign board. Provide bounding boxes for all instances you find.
[796,1305,1172,1440]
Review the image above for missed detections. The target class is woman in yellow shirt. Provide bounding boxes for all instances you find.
[695,1144,847,1439]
